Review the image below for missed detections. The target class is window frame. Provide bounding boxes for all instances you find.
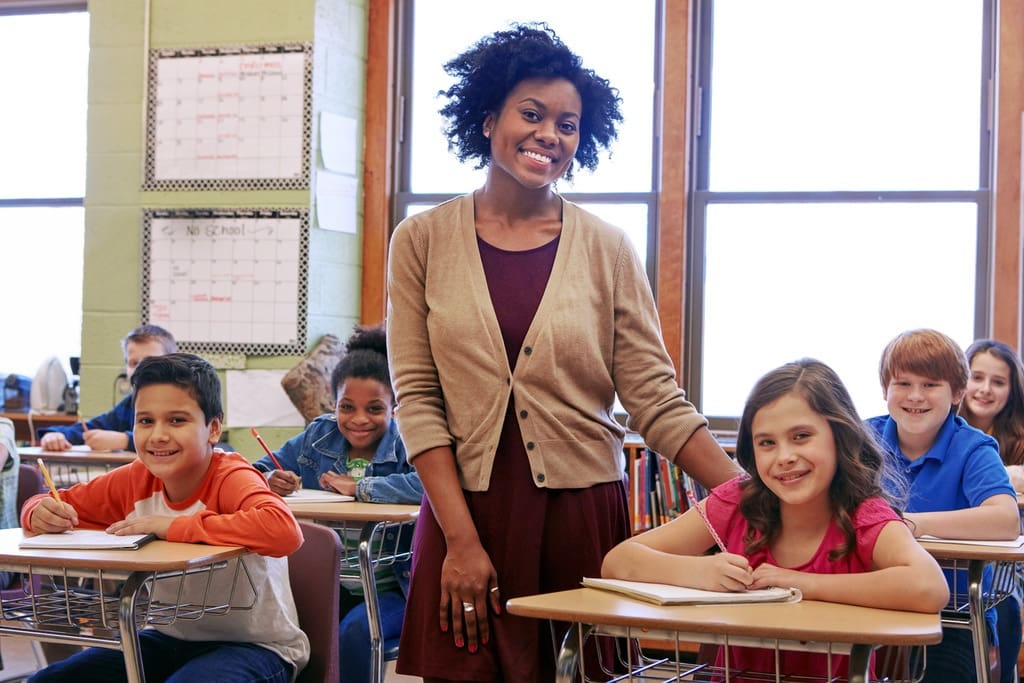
[682,0,997,428]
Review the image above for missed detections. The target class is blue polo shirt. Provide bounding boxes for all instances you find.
[867,412,1014,640]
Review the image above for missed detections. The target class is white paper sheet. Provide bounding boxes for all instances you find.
[225,370,304,427]
[315,171,358,233]
[319,112,358,174]
[283,488,355,503]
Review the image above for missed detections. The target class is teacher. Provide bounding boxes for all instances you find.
[386,23,740,682]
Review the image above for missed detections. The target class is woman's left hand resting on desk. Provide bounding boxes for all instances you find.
[27,496,79,534]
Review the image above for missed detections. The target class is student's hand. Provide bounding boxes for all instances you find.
[902,512,926,538]
[267,470,302,496]
[320,471,357,496]
[106,515,174,539]
[699,552,753,592]
[1007,465,1024,493]
[29,497,78,534]
[440,538,499,654]
[40,432,72,451]
[750,563,805,592]
[82,429,130,451]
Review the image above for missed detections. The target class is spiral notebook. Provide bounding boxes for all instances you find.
[19,530,155,550]
[581,577,802,606]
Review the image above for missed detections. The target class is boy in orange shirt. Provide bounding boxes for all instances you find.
[24,353,309,682]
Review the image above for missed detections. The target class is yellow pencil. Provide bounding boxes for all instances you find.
[36,459,63,504]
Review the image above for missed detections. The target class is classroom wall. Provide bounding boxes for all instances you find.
[82,0,368,454]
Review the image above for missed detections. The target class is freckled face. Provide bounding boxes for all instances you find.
[334,378,394,452]
[483,77,582,191]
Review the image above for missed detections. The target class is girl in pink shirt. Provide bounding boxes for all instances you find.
[602,358,949,681]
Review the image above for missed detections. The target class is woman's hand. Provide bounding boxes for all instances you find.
[320,471,357,496]
[439,539,501,653]
[267,470,301,496]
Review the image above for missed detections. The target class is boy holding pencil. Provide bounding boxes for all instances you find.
[23,353,309,682]
[38,325,177,452]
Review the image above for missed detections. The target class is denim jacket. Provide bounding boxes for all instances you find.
[252,416,422,595]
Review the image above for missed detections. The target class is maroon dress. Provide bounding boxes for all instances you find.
[396,235,631,682]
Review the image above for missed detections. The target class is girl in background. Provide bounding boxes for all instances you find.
[602,358,948,681]
[253,324,421,683]
[960,338,1024,683]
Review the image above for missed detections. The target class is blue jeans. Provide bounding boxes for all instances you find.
[339,588,407,683]
[28,629,293,683]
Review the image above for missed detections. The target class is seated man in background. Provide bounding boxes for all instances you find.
[38,325,176,452]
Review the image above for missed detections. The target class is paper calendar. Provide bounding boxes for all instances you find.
[143,43,312,191]
[141,209,309,355]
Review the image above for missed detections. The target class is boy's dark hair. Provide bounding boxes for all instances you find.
[131,353,223,423]
[122,324,178,357]
[878,328,969,400]
[735,358,901,561]
[962,339,1024,466]
[439,22,622,181]
[330,324,392,399]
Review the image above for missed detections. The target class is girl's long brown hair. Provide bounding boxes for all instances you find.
[735,358,900,561]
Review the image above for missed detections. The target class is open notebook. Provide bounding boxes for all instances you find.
[582,577,802,606]
[283,488,355,503]
[919,534,1024,547]
[20,529,155,550]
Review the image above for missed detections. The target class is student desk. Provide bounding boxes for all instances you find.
[919,539,1024,683]
[507,587,942,683]
[0,412,77,445]
[0,527,250,683]
[21,446,137,486]
[284,500,419,683]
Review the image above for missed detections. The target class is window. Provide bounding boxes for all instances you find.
[394,0,660,276]
[0,6,88,378]
[687,0,992,425]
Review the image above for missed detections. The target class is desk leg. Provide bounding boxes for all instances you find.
[359,521,385,683]
[847,644,873,683]
[969,559,993,683]
[118,572,147,683]
[555,623,589,683]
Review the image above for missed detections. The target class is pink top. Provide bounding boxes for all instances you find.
[703,476,902,681]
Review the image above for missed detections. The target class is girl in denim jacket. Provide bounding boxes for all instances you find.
[253,324,422,683]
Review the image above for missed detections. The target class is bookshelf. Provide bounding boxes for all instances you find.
[624,432,736,535]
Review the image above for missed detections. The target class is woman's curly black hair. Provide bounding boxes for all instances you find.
[439,22,623,181]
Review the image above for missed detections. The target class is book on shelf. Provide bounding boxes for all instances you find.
[19,529,155,550]
[581,577,802,606]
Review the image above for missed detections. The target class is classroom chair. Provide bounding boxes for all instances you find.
[290,520,342,683]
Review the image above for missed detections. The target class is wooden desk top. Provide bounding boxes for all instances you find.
[919,538,1024,562]
[507,588,942,647]
[21,447,137,466]
[0,527,245,573]
[284,500,420,523]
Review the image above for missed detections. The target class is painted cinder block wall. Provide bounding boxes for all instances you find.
[82,0,367,454]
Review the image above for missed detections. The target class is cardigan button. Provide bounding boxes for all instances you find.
[523,346,532,355]
[520,410,528,419]
[526,441,535,450]
[536,473,545,483]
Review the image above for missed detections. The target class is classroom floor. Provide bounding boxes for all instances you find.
[0,638,424,681]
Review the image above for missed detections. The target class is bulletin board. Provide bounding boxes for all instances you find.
[143,43,312,191]
[141,208,309,356]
